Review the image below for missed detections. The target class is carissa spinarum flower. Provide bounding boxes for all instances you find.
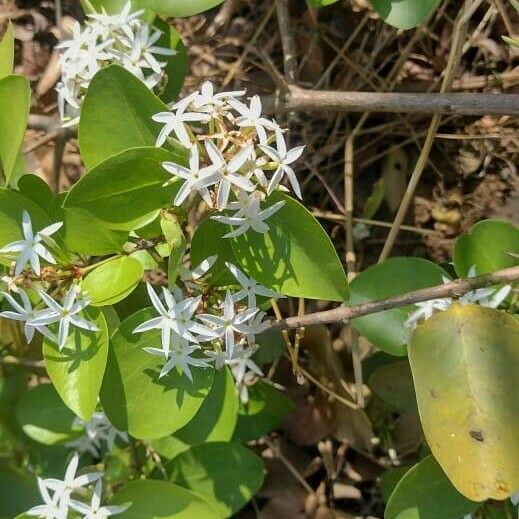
[152,82,305,239]
[56,1,175,124]
[32,285,99,351]
[0,211,63,276]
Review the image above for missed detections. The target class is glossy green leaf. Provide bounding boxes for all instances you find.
[167,442,264,517]
[17,175,53,212]
[370,0,442,29]
[0,75,30,186]
[230,192,349,301]
[111,479,220,519]
[63,147,183,231]
[0,467,39,519]
[0,22,14,79]
[43,308,109,421]
[174,367,238,445]
[150,368,238,461]
[191,216,239,287]
[82,256,144,307]
[409,304,519,501]
[385,455,478,519]
[154,19,188,103]
[368,359,418,414]
[64,208,129,256]
[79,65,169,169]
[100,308,214,439]
[233,381,294,443]
[453,219,519,277]
[380,466,412,503]
[15,384,82,445]
[141,0,224,17]
[349,258,448,356]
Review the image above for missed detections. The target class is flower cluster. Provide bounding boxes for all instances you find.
[405,266,511,330]
[57,2,174,125]
[0,212,98,351]
[133,256,280,402]
[26,453,129,519]
[66,412,128,457]
[153,82,305,237]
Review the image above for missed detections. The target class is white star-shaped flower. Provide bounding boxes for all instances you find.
[70,480,129,519]
[152,93,211,148]
[228,95,278,144]
[0,288,56,344]
[26,477,68,519]
[118,24,176,76]
[162,144,219,207]
[66,412,128,457]
[225,262,281,308]
[0,211,63,276]
[193,81,245,118]
[259,128,305,198]
[180,255,218,290]
[199,140,255,210]
[144,343,210,380]
[43,453,103,511]
[32,286,99,351]
[211,194,285,238]
[198,291,258,357]
[227,343,263,404]
[133,283,216,357]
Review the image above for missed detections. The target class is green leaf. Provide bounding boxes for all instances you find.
[453,219,519,277]
[64,208,129,256]
[0,189,57,267]
[141,0,225,17]
[174,367,238,445]
[0,75,30,186]
[63,147,183,231]
[17,175,54,212]
[82,256,144,307]
[349,258,448,356]
[166,442,265,517]
[307,0,339,7]
[0,366,26,447]
[78,65,169,169]
[43,308,109,421]
[100,308,214,439]
[370,0,442,29]
[0,467,39,519]
[15,384,82,445]
[0,22,14,79]
[233,381,294,443]
[111,480,221,519]
[191,216,240,287]
[368,359,418,414]
[385,455,478,519]
[230,192,349,301]
[409,304,519,501]
[380,466,412,503]
[150,368,238,461]
[154,19,188,103]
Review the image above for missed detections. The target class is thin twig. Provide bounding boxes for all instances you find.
[275,0,297,85]
[267,266,519,331]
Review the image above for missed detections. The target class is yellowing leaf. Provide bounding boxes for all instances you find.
[409,304,519,501]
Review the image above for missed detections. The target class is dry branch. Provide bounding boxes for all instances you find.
[270,266,519,331]
[285,86,519,116]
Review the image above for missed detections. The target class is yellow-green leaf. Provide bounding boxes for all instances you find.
[409,304,519,501]
[0,22,14,79]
